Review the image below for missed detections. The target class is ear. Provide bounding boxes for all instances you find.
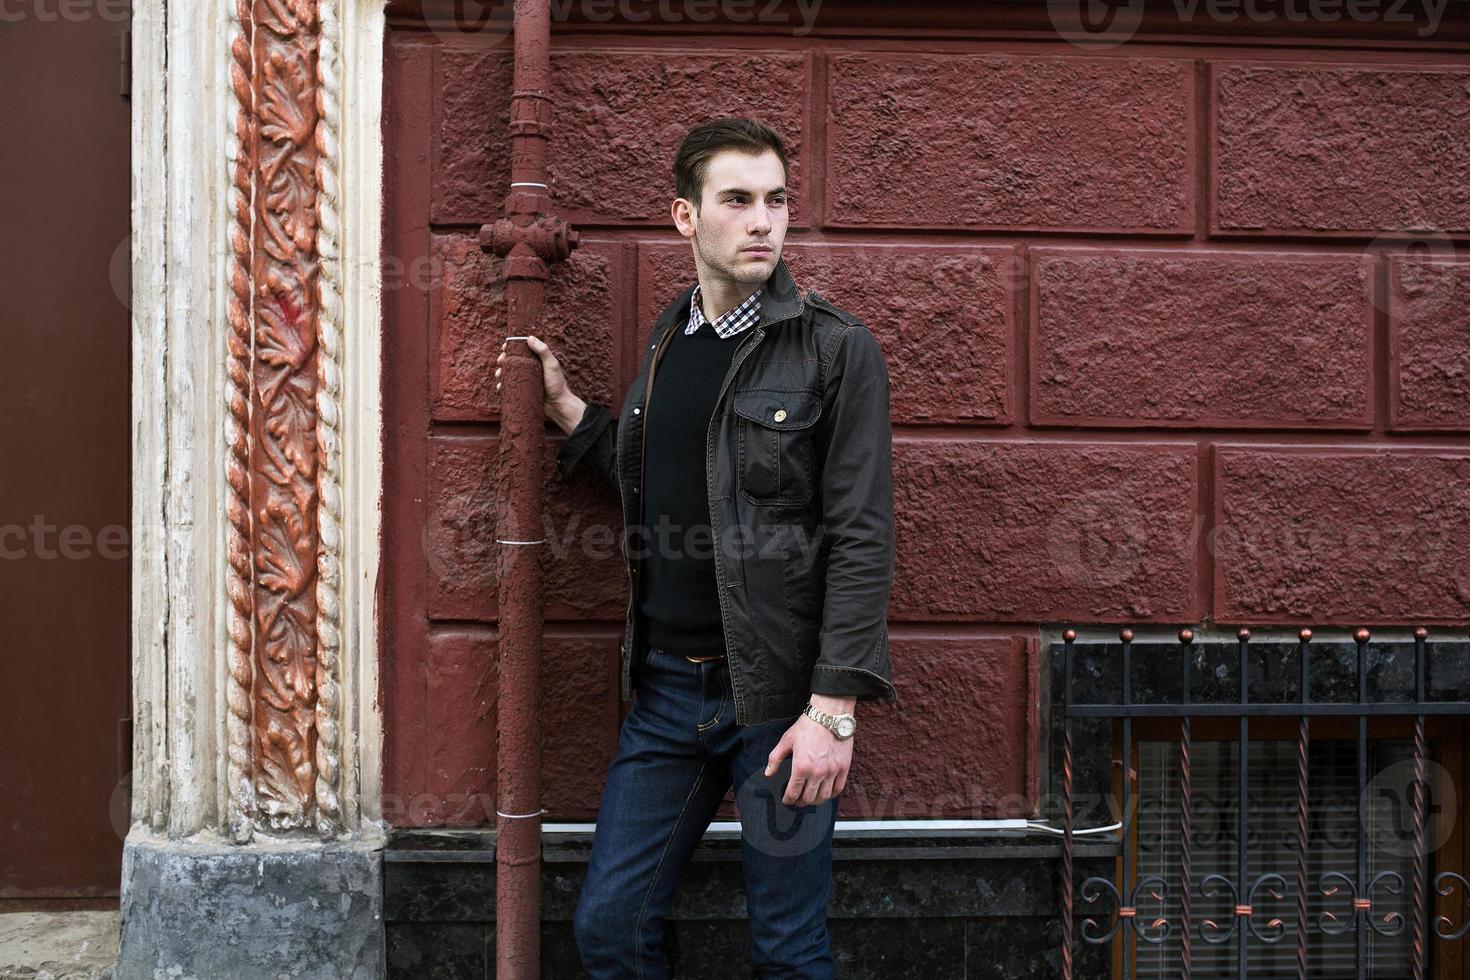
[671,197,697,240]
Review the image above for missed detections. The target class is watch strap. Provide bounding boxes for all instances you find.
[804,700,857,738]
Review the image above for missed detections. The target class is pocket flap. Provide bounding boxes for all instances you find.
[732,387,822,430]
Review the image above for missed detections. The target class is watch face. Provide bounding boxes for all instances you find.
[836,717,856,737]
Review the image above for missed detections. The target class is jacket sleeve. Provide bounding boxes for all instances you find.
[555,400,620,496]
[808,323,898,706]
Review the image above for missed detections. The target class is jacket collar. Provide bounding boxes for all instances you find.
[756,253,804,329]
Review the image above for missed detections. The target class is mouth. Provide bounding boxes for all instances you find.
[741,246,773,257]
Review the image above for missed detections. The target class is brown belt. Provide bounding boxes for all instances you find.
[682,652,726,663]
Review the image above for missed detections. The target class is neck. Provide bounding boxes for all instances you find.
[693,249,776,321]
[694,262,766,323]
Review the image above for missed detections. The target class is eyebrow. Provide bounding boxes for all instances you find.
[717,186,788,197]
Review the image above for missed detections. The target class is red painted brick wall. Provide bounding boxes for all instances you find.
[381,5,1470,827]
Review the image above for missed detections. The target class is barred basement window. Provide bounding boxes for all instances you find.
[1051,628,1470,980]
[1132,727,1422,978]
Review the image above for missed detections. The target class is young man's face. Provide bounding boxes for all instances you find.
[674,148,789,288]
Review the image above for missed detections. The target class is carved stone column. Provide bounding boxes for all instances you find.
[117,0,386,975]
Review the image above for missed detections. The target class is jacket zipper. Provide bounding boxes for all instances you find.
[621,319,678,700]
[622,309,793,712]
[705,325,768,725]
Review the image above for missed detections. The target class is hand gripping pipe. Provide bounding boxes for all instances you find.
[476,0,580,973]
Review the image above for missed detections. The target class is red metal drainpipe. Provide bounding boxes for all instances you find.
[477,0,579,973]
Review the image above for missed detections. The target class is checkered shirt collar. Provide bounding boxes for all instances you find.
[686,282,762,339]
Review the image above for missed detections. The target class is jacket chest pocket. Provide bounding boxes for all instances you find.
[733,386,822,506]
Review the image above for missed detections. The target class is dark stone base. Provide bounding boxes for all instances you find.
[386,829,1114,979]
[115,826,386,980]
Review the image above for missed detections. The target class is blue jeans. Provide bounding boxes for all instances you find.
[573,644,838,978]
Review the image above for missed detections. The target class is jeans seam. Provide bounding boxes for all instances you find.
[633,758,708,979]
[696,680,727,732]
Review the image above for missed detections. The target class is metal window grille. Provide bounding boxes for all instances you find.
[1054,627,1470,980]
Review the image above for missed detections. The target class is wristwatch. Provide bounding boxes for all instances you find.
[803,701,857,740]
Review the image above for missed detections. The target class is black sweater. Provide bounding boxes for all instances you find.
[635,316,745,655]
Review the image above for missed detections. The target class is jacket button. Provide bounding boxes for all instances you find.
[774,409,787,422]
[633,407,640,415]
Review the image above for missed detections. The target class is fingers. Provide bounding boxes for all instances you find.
[497,336,546,392]
[789,771,811,806]
[809,774,834,807]
[764,729,794,778]
[782,770,831,807]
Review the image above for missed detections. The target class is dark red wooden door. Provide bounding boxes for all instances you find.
[0,7,132,901]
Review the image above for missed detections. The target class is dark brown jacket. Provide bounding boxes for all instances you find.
[557,256,897,725]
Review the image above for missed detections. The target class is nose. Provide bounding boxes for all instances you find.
[749,202,772,234]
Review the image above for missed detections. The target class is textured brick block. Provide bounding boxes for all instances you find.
[1214,447,1470,623]
[426,437,626,623]
[1032,248,1372,428]
[541,475,629,626]
[415,632,621,826]
[785,245,1013,424]
[891,441,1199,622]
[542,636,621,819]
[845,636,1039,819]
[637,243,706,348]
[1389,258,1470,429]
[437,48,808,225]
[639,242,1014,423]
[1214,62,1470,235]
[431,233,622,422]
[827,53,1194,232]
[426,439,500,622]
[420,630,497,827]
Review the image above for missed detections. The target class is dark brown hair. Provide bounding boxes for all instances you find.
[672,117,789,211]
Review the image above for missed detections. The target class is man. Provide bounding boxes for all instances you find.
[495,117,896,977]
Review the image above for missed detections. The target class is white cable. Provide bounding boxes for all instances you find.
[1025,821,1123,837]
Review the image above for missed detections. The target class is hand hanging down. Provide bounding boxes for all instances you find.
[764,693,857,806]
